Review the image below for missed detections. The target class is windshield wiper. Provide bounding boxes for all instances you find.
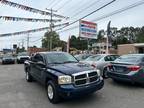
[63,61,78,63]
[49,62,63,64]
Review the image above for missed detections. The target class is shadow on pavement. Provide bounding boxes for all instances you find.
[108,78,143,89]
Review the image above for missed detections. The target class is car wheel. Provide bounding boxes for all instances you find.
[47,81,60,104]
[103,67,108,79]
[25,71,33,82]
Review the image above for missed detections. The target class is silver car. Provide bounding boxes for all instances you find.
[83,54,119,78]
[74,54,93,61]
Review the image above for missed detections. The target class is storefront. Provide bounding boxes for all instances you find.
[118,43,144,55]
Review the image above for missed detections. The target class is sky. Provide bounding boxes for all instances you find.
[0,0,144,50]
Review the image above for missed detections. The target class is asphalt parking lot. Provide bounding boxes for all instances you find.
[0,64,144,108]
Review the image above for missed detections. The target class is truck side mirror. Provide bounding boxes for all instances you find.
[37,61,46,67]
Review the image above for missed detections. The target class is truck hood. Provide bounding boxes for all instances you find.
[49,63,94,75]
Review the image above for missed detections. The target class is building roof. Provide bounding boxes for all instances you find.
[134,43,144,47]
[118,43,144,47]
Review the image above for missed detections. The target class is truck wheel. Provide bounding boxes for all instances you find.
[47,81,60,104]
[26,71,33,82]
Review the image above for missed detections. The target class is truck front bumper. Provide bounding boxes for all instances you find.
[58,78,104,98]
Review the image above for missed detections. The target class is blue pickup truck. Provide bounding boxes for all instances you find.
[24,52,104,104]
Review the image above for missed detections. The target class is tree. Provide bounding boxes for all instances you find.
[69,35,88,50]
[70,35,78,49]
[97,29,105,41]
[77,37,88,50]
[32,45,37,48]
[42,31,60,50]
[42,31,67,51]
[136,26,144,43]
[16,47,25,54]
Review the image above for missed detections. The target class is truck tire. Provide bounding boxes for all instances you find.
[25,71,33,82]
[47,81,60,104]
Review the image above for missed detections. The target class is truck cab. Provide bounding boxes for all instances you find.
[24,52,104,104]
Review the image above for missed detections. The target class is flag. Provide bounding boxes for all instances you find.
[107,21,111,36]
[106,21,111,54]
[67,35,70,53]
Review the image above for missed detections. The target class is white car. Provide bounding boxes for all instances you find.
[83,54,119,78]
[17,52,30,64]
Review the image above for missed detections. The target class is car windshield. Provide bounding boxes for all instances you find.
[75,54,91,61]
[18,52,29,56]
[115,55,143,63]
[84,55,104,61]
[46,53,78,64]
[3,55,13,58]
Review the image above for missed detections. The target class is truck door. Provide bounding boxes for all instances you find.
[31,54,46,82]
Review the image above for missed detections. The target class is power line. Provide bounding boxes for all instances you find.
[68,0,98,18]
[48,0,57,8]
[56,0,116,31]
[30,37,43,43]
[47,0,56,6]
[51,0,64,8]
[56,0,73,10]
[58,0,144,33]
[68,0,90,14]
[92,0,144,22]
[71,0,102,18]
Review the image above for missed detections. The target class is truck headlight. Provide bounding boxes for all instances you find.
[58,75,72,84]
[96,69,101,76]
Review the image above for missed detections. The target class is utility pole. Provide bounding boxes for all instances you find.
[21,39,24,52]
[27,33,29,53]
[22,39,24,49]
[46,8,57,51]
[50,8,53,51]
[45,8,69,51]
[87,39,90,53]
[106,21,111,54]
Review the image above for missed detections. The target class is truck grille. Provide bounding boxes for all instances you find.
[73,70,99,86]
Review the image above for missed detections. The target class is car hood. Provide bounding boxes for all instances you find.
[2,58,14,60]
[49,63,94,75]
[82,61,98,65]
[17,56,30,59]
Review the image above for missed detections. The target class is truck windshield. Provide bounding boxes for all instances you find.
[46,53,78,64]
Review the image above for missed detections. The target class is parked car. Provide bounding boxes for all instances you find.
[17,52,30,64]
[2,54,15,64]
[24,52,104,104]
[0,56,2,64]
[107,54,144,85]
[74,54,92,61]
[83,54,119,78]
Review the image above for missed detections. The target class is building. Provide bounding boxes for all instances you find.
[92,42,112,54]
[28,47,48,55]
[118,43,144,55]
[91,37,114,54]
